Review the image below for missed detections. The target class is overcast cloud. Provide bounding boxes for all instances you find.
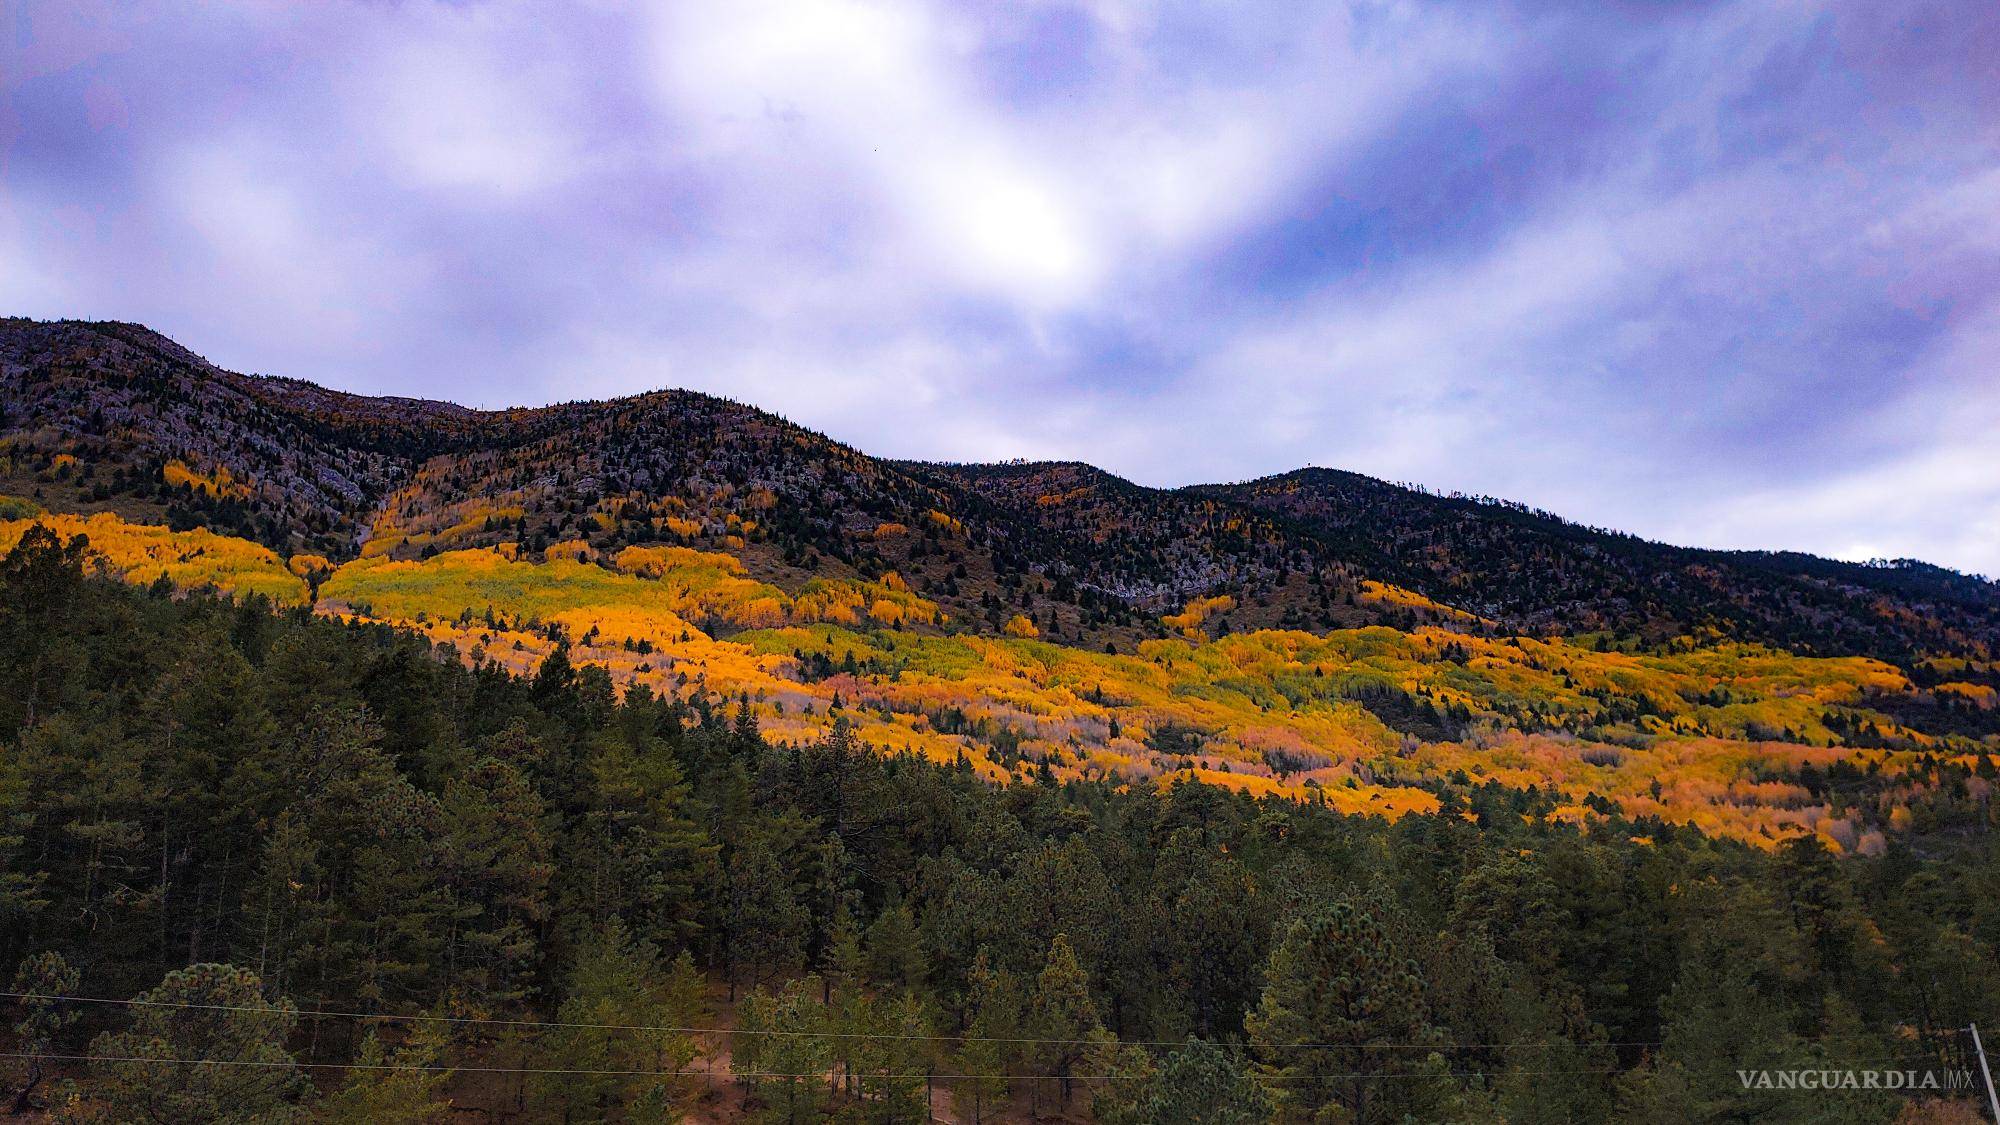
[4,1,1997,573]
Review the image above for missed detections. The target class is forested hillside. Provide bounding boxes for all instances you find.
[5,532,2000,1122]
[4,319,1999,855]
[8,318,1998,662]
[1203,468,2000,663]
[6,318,2000,1119]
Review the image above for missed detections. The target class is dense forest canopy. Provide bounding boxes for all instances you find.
[5,320,2000,1120]
[4,526,2000,1122]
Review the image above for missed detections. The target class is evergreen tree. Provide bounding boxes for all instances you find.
[734,988,773,1101]
[438,756,552,1006]
[311,1022,454,1124]
[528,920,696,1121]
[1153,829,1264,1039]
[0,737,43,934]
[863,989,937,1122]
[254,705,446,1010]
[754,976,831,1125]
[1006,840,1116,977]
[86,963,305,1124]
[0,525,88,733]
[1095,1037,1271,1125]
[8,950,79,1113]
[863,900,927,992]
[953,949,1019,1125]
[568,724,714,948]
[719,829,809,998]
[1247,900,1448,1125]
[1617,882,1824,1122]
[1027,933,1103,1105]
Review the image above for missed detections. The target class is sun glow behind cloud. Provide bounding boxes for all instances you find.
[2,0,1997,574]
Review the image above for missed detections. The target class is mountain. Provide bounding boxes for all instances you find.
[9,322,2000,1121]
[10,315,2000,857]
[1200,468,2000,662]
[12,512,1993,1125]
[7,317,1995,668]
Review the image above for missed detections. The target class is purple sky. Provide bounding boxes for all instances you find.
[4,2,1998,575]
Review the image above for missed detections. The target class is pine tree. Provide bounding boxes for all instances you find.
[528,920,695,1121]
[756,976,831,1125]
[1617,888,1818,1124]
[569,726,714,948]
[86,963,305,1123]
[1027,933,1102,1105]
[438,756,552,1006]
[1247,900,1448,1125]
[822,904,867,1094]
[0,739,44,931]
[1093,1036,1270,1125]
[953,950,1018,1125]
[1005,838,1116,976]
[248,704,448,1010]
[8,951,78,1114]
[1142,1038,1272,1125]
[863,900,927,992]
[1154,829,1263,1039]
[0,525,88,733]
[719,829,809,999]
[312,1021,454,1124]
[878,990,939,1123]
[734,989,772,1101]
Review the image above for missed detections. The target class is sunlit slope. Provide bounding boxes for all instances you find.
[0,509,309,605]
[13,506,1994,852]
[12,318,2000,666]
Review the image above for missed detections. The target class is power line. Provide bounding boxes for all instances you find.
[0,990,1940,1053]
[2,989,1630,1049]
[0,1050,1640,1081]
[4,1048,1954,1084]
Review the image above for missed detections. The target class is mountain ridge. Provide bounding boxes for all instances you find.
[4,316,1996,664]
[9,316,2000,854]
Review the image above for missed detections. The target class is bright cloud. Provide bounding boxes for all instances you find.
[3,0,1997,574]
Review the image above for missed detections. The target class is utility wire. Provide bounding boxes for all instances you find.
[0,991,1944,1053]
[4,1049,1952,1083]
[0,1051,1653,1081]
[5,989,1623,1048]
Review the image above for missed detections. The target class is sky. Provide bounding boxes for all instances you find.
[3,2,1998,576]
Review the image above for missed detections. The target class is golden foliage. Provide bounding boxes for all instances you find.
[793,577,942,628]
[1938,682,1998,709]
[1162,595,1235,640]
[0,512,307,605]
[161,459,252,500]
[1358,580,1485,624]
[614,544,747,578]
[13,510,1982,850]
[361,498,525,558]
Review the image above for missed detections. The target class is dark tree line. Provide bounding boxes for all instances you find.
[3,525,1999,1122]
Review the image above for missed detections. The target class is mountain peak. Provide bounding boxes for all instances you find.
[4,318,1994,662]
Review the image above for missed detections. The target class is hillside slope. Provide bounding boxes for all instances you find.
[4,316,1997,667]
[1200,468,2000,662]
[6,318,2000,852]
